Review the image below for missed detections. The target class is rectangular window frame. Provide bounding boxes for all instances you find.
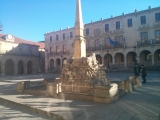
[141,16,146,25]
[141,32,148,41]
[86,28,89,36]
[127,18,132,27]
[70,32,73,38]
[50,36,52,42]
[63,33,65,40]
[105,24,109,32]
[56,46,59,53]
[56,35,59,41]
[116,21,120,30]
[155,30,160,41]
[155,12,160,22]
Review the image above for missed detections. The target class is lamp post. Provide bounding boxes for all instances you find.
[134,46,137,65]
[107,50,110,72]
[61,55,63,68]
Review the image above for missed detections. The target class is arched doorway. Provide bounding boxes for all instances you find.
[127,52,137,67]
[140,50,152,67]
[115,53,124,68]
[104,54,112,68]
[5,59,14,75]
[96,55,102,64]
[27,61,32,74]
[18,60,24,75]
[56,58,61,70]
[154,49,160,66]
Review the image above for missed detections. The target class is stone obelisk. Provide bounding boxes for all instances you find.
[73,0,86,59]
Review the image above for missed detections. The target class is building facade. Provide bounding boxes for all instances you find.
[45,6,160,72]
[0,34,45,75]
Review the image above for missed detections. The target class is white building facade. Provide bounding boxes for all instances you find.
[45,6,160,72]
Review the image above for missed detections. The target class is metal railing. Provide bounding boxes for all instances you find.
[137,39,160,46]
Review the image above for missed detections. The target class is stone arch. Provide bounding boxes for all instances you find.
[18,60,24,75]
[104,53,112,67]
[154,49,160,66]
[127,51,137,67]
[27,61,32,74]
[56,58,61,70]
[140,50,152,67]
[5,59,14,75]
[96,54,102,64]
[115,53,124,68]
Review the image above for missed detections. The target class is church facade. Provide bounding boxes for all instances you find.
[45,6,160,72]
[0,34,45,75]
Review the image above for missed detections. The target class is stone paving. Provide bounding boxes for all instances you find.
[0,71,160,120]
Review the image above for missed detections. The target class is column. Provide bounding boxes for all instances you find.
[45,57,48,73]
[137,56,140,64]
[24,63,27,74]
[151,54,154,66]
[113,57,115,68]
[14,63,18,75]
[1,63,5,76]
[124,57,127,67]
[102,57,104,65]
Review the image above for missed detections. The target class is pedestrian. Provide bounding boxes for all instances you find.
[141,64,147,83]
[134,64,140,77]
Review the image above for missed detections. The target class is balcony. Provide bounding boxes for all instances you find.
[137,39,160,46]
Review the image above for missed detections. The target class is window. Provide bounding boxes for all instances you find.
[86,28,89,36]
[63,33,65,40]
[50,36,52,42]
[56,35,59,41]
[50,47,53,54]
[105,24,109,32]
[127,18,132,27]
[104,38,110,46]
[62,45,67,52]
[115,36,123,43]
[141,16,146,25]
[141,32,148,41]
[155,12,160,22]
[116,21,120,30]
[19,48,22,55]
[155,30,160,40]
[86,41,90,48]
[70,32,73,38]
[56,46,60,53]
[95,39,99,48]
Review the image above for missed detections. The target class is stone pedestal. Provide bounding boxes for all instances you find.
[17,82,26,93]
[46,83,58,98]
[94,83,118,103]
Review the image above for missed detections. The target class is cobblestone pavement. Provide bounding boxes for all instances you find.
[0,101,52,120]
[0,71,160,120]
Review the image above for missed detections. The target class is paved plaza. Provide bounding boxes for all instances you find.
[0,71,160,120]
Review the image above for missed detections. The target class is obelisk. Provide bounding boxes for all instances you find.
[73,0,86,59]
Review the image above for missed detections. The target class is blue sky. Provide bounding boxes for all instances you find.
[0,0,160,42]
